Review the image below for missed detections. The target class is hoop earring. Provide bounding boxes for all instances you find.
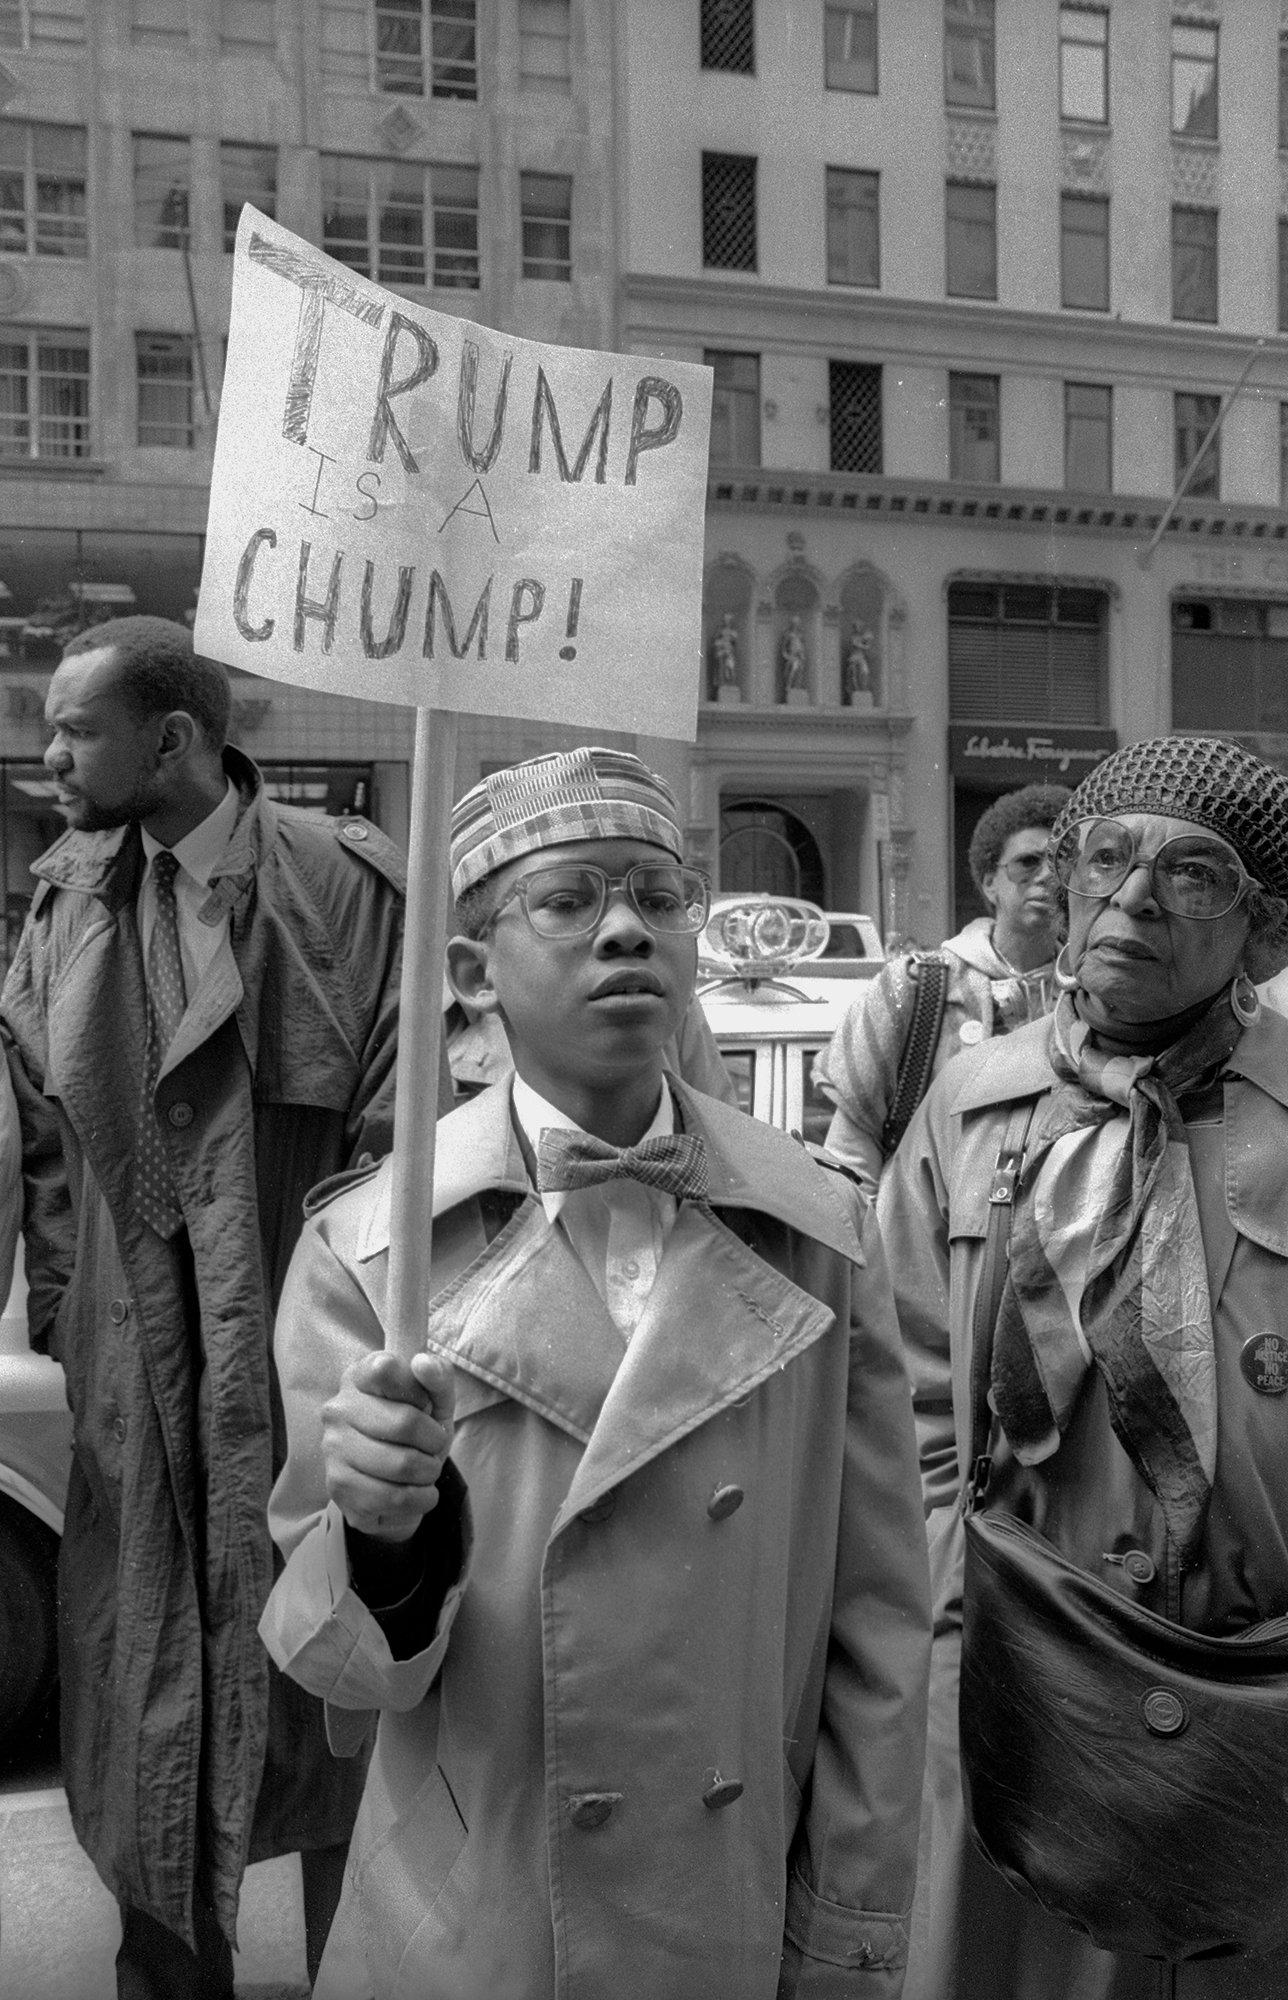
[1054,944,1080,993]
[1231,972,1261,1027]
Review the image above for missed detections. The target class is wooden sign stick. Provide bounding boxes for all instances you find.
[385,704,460,1360]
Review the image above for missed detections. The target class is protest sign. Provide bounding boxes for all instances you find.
[196,208,712,741]
[196,210,713,1364]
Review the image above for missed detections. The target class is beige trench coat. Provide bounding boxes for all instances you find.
[878,1009,1288,2000]
[262,1079,932,2000]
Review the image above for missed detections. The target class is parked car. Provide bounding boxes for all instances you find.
[697,895,884,1142]
[0,1250,69,1752]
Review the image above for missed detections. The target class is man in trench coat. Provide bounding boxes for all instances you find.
[1,617,405,1996]
[261,746,932,1999]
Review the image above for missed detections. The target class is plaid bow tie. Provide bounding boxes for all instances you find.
[535,1128,710,1204]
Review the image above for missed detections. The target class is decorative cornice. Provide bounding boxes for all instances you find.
[698,699,915,734]
[706,467,1288,543]
[623,272,1288,390]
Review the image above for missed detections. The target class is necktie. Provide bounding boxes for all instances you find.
[135,850,187,1238]
[535,1128,710,1204]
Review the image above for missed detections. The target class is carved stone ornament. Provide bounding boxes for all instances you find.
[379,103,424,154]
[0,263,27,314]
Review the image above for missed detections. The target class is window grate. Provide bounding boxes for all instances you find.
[0,325,89,458]
[829,361,882,473]
[137,332,194,448]
[701,0,753,73]
[702,151,756,270]
[948,582,1106,723]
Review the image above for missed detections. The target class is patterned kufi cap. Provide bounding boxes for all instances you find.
[1052,735,1288,902]
[450,746,683,898]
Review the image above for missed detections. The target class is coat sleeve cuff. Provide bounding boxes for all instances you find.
[784,1873,909,1972]
[259,1489,469,1719]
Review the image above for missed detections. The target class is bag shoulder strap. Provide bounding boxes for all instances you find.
[963,1096,1038,1516]
[882,952,950,1157]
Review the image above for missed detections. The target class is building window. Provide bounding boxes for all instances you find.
[825,1,877,93]
[949,582,1107,724]
[1172,22,1217,140]
[0,121,87,258]
[1064,381,1111,492]
[221,142,276,252]
[700,0,753,74]
[949,371,999,482]
[1059,6,1106,122]
[702,151,757,271]
[1175,390,1219,499]
[1173,598,1288,733]
[520,170,571,280]
[706,349,760,466]
[131,0,187,44]
[826,168,878,287]
[945,0,994,111]
[432,166,480,288]
[374,0,477,100]
[1280,218,1288,334]
[134,135,190,251]
[0,329,89,458]
[1172,204,1217,322]
[518,0,570,92]
[137,333,194,447]
[1281,404,1288,505]
[0,3,87,49]
[829,360,881,473]
[1280,31,1288,150]
[1060,192,1107,310]
[946,180,996,299]
[221,0,275,51]
[323,156,479,289]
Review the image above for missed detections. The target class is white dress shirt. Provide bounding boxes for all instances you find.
[139,779,240,998]
[511,1075,678,1343]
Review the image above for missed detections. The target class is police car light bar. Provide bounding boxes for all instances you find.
[699,896,831,983]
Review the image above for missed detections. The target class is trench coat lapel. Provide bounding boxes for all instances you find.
[553,1200,836,1533]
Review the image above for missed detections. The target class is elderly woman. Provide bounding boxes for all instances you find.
[879,736,1288,2000]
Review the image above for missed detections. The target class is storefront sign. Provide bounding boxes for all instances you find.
[195,209,712,741]
[949,724,1117,781]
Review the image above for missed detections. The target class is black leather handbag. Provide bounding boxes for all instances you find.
[959,1105,1288,1963]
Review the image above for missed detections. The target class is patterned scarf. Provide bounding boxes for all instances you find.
[991,988,1242,1557]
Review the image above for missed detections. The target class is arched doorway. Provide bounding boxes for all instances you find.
[719,799,826,903]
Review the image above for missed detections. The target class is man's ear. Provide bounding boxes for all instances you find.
[446,934,500,1015]
[155,708,199,767]
[979,870,999,916]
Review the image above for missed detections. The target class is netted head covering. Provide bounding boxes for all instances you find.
[450,746,683,898]
[1051,735,1288,903]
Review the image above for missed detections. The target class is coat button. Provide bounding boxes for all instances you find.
[568,1792,621,1829]
[1122,1549,1157,1585]
[578,1492,616,1524]
[167,1102,194,1129]
[109,1300,130,1325]
[707,1483,744,1520]
[702,1771,744,1810]
[342,821,369,841]
[1140,1688,1188,1737]
[112,1416,127,1443]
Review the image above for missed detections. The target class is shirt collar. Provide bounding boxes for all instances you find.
[141,779,239,886]
[511,1074,674,1224]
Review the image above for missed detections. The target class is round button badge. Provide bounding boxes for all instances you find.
[959,1019,985,1046]
[1240,1332,1288,1396]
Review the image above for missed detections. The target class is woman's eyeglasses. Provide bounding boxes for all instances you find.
[487,862,712,938]
[1053,817,1254,921]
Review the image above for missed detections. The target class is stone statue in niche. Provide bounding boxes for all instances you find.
[711,615,740,701]
[780,616,808,703]
[844,624,877,707]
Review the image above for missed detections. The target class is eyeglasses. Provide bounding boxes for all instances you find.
[1054,816,1255,920]
[996,852,1055,885]
[488,862,712,939]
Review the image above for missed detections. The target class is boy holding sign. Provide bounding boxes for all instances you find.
[261,747,930,1999]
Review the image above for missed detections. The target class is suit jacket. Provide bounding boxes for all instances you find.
[262,1078,931,2000]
